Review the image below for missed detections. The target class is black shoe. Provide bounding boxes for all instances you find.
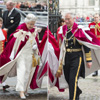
[92,71,98,77]
[92,73,98,77]
[3,89,9,93]
[3,85,10,91]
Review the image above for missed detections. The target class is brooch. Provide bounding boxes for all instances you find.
[10,20,14,23]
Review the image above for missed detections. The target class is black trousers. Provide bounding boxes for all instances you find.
[63,52,83,100]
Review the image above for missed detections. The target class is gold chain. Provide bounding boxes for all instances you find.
[65,28,78,47]
[66,28,78,41]
[95,24,100,33]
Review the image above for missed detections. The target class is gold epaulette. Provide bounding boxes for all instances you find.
[95,23,100,32]
[85,51,92,61]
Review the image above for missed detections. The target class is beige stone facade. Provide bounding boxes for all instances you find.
[59,0,100,17]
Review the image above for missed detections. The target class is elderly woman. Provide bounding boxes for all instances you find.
[0,14,40,99]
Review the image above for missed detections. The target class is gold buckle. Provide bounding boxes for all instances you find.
[66,48,72,52]
[66,48,81,52]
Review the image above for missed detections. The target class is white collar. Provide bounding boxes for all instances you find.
[8,8,14,17]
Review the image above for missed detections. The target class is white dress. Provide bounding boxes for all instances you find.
[16,31,37,92]
[0,29,39,92]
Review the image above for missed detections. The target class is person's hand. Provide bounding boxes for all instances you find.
[3,28,8,32]
[55,69,62,78]
[87,62,92,68]
[56,60,63,77]
[37,28,42,33]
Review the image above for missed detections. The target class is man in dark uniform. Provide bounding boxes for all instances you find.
[56,13,92,100]
[2,1,21,40]
[0,8,2,17]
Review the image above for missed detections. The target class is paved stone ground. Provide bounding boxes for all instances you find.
[0,77,47,100]
[1,72,100,100]
[0,89,47,100]
[49,71,100,100]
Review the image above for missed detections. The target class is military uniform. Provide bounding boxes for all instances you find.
[89,21,100,41]
[2,8,21,39]
[89,21,100,76]
[63,28,92,100]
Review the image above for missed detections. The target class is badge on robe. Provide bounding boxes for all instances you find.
[90,25,95,28]
[10,20,14,23]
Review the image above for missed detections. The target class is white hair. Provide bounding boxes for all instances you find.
[65,13,75,19]
[24,14,37,23]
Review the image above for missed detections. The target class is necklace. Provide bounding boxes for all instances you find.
[65,28,78,47]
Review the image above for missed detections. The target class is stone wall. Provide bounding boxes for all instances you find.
[59,0,100,17]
